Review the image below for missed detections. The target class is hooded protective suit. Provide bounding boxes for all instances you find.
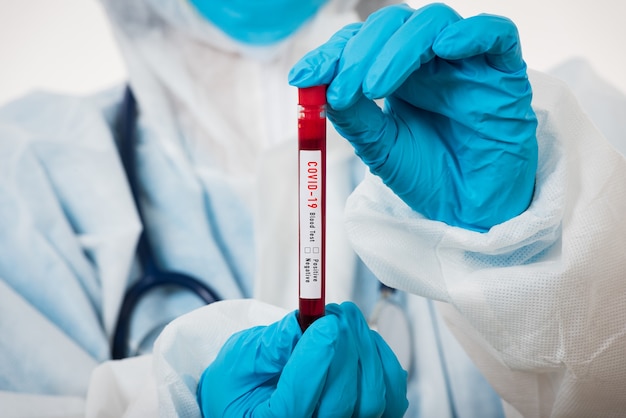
[1,0,625,417]
[4,0,486,415]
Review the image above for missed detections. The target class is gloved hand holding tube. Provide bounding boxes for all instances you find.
[197,4,539,416]
[289,3,538,232]
[196,302,408,417]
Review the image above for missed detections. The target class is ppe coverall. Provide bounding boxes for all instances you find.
[1,0,625,416]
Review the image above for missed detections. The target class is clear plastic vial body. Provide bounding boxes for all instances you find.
[297,85,327,331]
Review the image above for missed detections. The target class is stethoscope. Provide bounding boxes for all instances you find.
[368,283,414,376]
[369,284,458,417]
[111,86,221,360]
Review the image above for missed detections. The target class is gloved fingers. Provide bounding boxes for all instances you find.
[331,302,388,417]
[315,305,359,417]
[196,326,270,415]
[254,315,343,417]
[371,332,409,418]
[326,95,397,170]
[433,14,525,73]
[363,3,462,100]
[239,310,303,377]
[288,22,362,88]
[197,310,302,410]
[326,4,415,109]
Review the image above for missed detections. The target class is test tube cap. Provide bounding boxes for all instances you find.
[298,85,327,106]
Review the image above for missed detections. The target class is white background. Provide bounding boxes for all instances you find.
[1,0,625,106]
[0,0,126,105]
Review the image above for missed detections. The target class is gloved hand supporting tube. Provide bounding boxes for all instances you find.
[288,3,538,232]
[196,301,408,417]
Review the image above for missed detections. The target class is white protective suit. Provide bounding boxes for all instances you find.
[1,0,625,417]
[5,0,493,416]
[144,64,626,418]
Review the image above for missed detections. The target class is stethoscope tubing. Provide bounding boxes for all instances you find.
[111,86,220,359]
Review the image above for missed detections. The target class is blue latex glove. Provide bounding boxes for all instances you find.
[288,3,538,232]
[197,302,408,417]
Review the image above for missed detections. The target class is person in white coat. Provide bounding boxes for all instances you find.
[1,0,625,417]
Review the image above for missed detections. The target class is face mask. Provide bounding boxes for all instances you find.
[188,0,329,45]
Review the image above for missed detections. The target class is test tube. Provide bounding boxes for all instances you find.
[297,85,327,331]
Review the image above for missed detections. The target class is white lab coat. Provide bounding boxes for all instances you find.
[1,0,625,416]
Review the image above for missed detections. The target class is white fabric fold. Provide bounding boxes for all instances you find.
[344,70,626,416]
